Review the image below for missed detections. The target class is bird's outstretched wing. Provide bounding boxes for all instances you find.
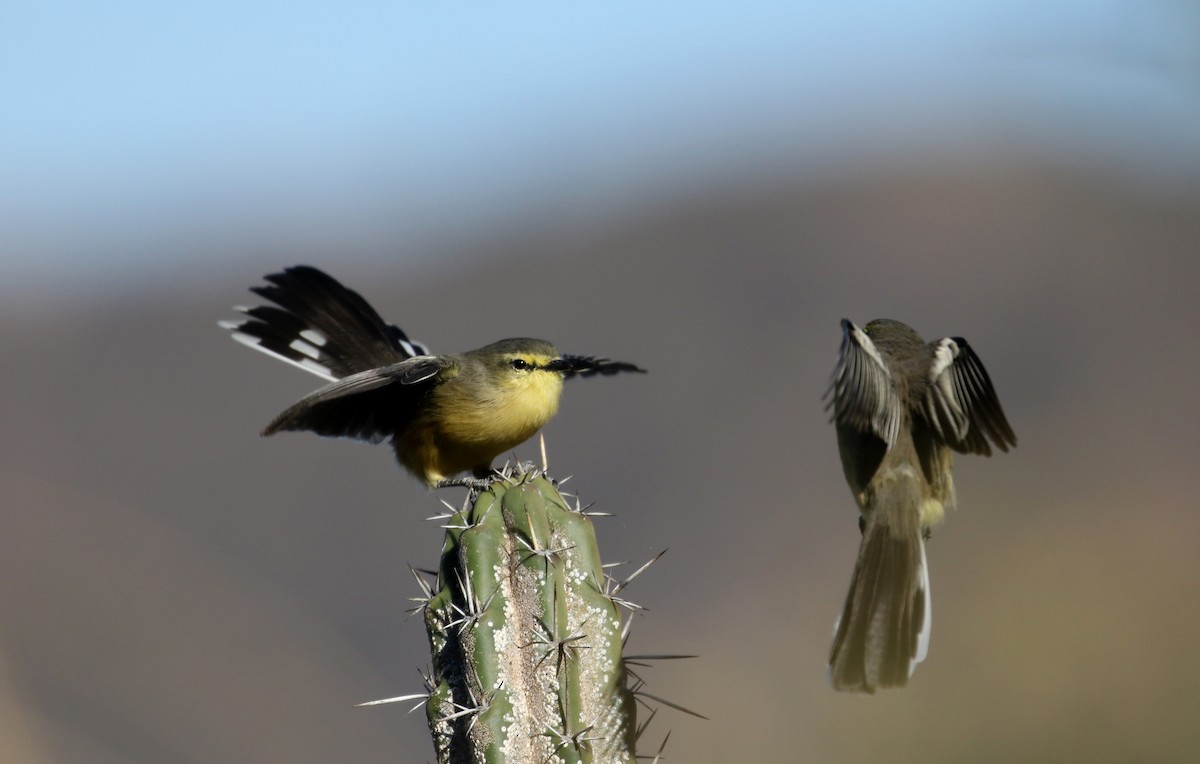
[826,319,903,448]
[262,356,451,442]
[921,337,1017,455]
[220,265,429,381]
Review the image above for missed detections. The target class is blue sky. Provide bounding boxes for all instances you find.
[3,1,1198,286]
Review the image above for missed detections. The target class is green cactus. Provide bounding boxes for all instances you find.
[421,467,638,764]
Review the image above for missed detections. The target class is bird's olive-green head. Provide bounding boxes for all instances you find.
[466,338,566,378]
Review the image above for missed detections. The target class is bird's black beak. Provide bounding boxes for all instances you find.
[544,358,573,373]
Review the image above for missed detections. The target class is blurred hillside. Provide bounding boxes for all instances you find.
[2,159,1198,762]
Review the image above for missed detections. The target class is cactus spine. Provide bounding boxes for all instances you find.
[422,468,637,763]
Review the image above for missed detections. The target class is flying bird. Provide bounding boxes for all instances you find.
[826,318,1016,692]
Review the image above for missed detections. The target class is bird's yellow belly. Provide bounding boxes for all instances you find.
[401,373,563,484]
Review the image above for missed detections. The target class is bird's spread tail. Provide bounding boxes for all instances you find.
[219,265,427,381]
[829,518,930,693]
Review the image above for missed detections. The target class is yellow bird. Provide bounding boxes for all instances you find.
[222,266,644,486]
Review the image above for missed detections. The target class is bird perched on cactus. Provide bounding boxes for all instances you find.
[221,265,644,486]
[826,318,1016,692]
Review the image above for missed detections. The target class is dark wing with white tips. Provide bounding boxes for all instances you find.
[825,319,902,448]
[921,337,1016,455]
[220,265,429,381]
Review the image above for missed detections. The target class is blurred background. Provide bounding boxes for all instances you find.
[3,1,1199,761]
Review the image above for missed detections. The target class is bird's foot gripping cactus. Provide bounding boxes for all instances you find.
[421,466,637,764]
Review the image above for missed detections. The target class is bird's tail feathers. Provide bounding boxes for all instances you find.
[220,266,427,380]
[829,518,930,693]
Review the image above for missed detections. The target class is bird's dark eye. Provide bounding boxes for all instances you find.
[510,358,531,371]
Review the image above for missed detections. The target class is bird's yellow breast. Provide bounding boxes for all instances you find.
[400,366,564,484]
[441,369,564,444]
